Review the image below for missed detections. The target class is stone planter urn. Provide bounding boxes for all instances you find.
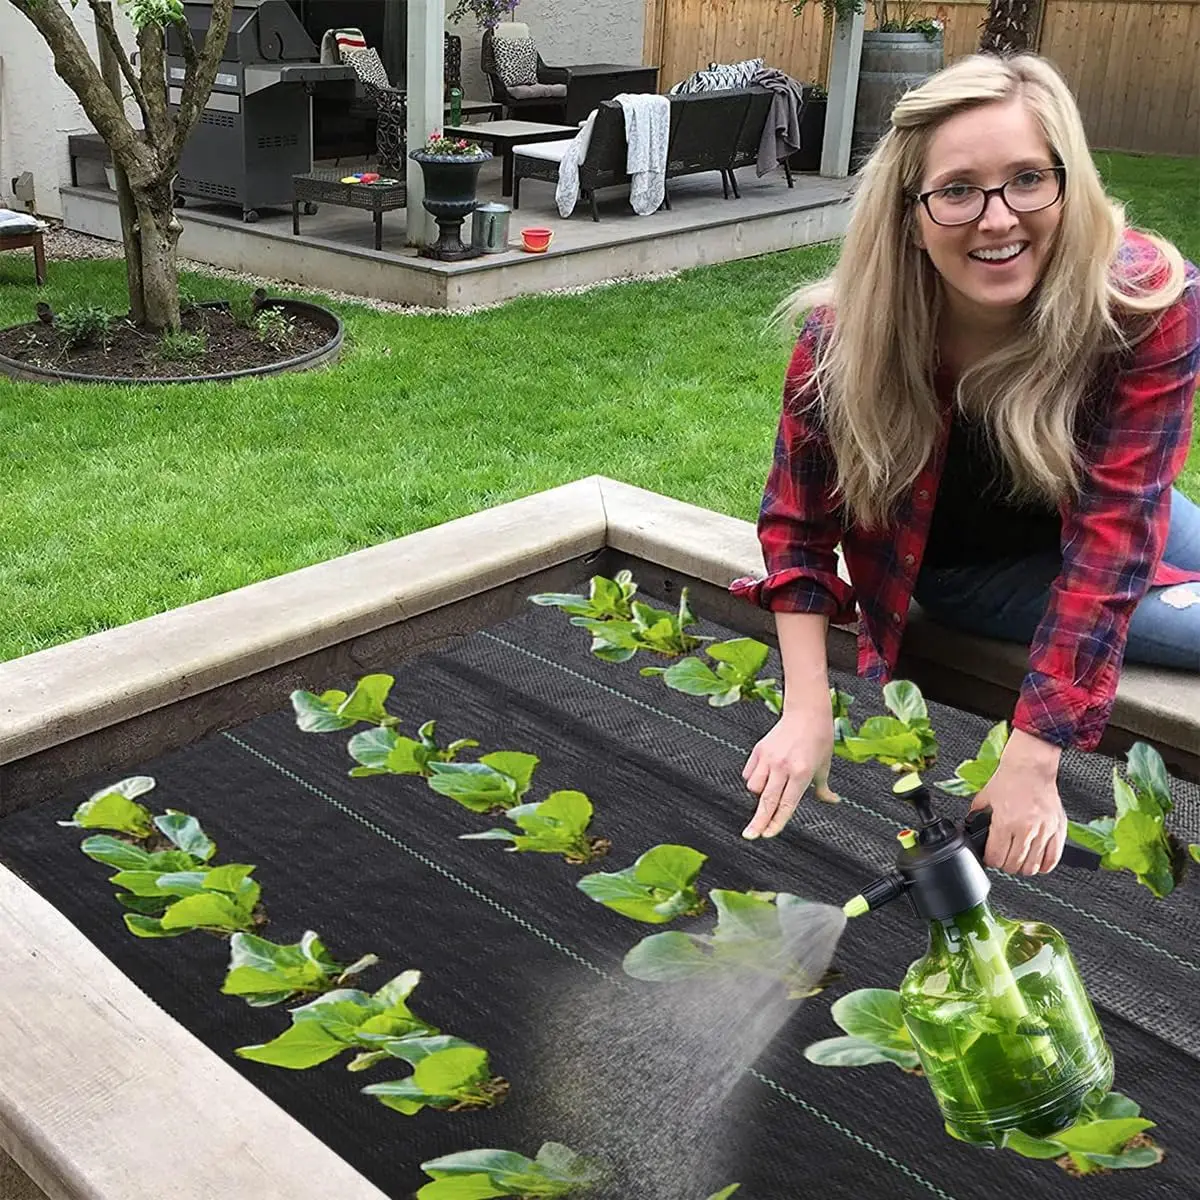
[410,147,493,261]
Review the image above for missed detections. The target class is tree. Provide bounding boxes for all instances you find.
[8,0,234,331]
[978,0,1041,54]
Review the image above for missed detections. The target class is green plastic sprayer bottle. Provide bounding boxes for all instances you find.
[843,785,1113,1148]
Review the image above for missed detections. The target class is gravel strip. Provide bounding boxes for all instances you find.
[39,221,681,316]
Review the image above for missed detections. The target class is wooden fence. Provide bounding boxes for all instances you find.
[642,0,1200,155]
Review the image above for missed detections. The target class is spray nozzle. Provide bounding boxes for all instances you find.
[842,784,1101,921]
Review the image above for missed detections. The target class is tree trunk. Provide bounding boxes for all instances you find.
[133,183,183,333]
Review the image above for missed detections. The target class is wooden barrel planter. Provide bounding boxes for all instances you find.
[851,31,945,171]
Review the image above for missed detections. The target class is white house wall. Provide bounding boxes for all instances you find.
[0,1,138,218]
[448,0,647,113]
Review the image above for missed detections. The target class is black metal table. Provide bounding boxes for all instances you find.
[292,169,407,251]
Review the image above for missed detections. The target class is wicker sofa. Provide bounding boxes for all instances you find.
[512,87,794,221]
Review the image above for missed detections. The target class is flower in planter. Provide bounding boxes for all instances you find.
[418,131,488,157]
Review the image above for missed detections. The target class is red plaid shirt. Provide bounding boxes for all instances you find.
[731,231,1200,751]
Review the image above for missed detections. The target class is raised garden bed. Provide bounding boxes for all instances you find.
[1,480,1197,1200]
[0,298,342,384]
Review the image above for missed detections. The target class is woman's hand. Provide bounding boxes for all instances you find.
[741,703,838,839]
[969,728,1066,875]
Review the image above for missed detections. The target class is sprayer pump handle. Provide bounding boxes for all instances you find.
[963,809,1101,871]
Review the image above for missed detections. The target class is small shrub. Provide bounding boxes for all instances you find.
[55,304,113,350]
[158,330,207,361]
[253,307,297,353]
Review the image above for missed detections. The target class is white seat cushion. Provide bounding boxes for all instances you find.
[513,140,574,164]
[494,22,531,41]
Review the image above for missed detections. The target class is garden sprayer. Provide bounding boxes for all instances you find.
[842,783,1112,1148]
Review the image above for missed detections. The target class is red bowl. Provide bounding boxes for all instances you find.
[521,227,553,253]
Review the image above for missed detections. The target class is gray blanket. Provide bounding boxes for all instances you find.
[751,67,807,176]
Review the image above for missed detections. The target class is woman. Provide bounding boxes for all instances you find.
[731,53,1200,876]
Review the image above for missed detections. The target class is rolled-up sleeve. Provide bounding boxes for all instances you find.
[730,310,856,626]
[1013,275,1200,750]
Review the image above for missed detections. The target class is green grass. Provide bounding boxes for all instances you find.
[0,150,1196,664]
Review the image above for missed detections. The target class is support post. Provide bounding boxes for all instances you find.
[405,0,444,246]
[820,5,865,178]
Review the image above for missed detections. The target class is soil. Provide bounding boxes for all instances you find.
[0,302,333,380]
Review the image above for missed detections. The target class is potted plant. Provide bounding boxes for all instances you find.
[410,132,493,261]
[791,0,944,170]
[446,0,520,28]
[790,84,828,172]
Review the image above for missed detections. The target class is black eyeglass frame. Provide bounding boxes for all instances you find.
[911,164,1067,227]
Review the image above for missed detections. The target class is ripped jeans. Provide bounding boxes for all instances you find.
[913,487,1200,672]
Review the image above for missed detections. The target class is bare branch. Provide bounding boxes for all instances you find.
[84,0,153,131]
[171,0,234,162]
[7,0,153,184]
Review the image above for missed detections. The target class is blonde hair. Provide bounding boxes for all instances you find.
[782,53,1187,530]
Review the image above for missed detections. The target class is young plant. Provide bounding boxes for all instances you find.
[236,970,467,1071]
[58,775,157,838]
[624,890,841,998]
[460,790,610,863]
[707,1188,741,1200]
[577,844,707,923]
[290,673,399,732]
[570,590,710,663]
[999,1091,1163,1175]
[426,751,540,813]
[640,637,783,714]
[416,1142,604,1199]
[362,1045,509,1116]
[834,680,939,791]
[221,930,378,1007]
[934,722,1008,797]
[1067,743,1185,898]
[348,720,478,778]
[803,987,923,1073]
[528,569,638,622]
[113,861,264,938]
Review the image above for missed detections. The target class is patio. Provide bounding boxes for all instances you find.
[59,153,854,310]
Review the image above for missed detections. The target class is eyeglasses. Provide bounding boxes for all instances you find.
[914,165,1066,227]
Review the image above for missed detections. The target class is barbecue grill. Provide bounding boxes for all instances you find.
[166,0,354,221]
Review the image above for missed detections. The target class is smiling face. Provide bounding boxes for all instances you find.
[914,98,1064,330]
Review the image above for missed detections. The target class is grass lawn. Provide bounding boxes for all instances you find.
[1,151,1197,664]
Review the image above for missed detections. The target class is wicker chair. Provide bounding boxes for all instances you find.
[481,26,569,122]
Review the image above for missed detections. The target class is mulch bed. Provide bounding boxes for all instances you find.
[0,302,332,379]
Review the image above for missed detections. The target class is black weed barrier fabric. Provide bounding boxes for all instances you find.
[2,597,1198,1200]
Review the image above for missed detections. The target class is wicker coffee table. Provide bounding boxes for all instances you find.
[292,169,408,251]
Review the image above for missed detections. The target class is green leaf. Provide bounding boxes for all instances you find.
[290,688,354,732]
[1083,1145,1162,1169]
[708,890,781,942]
[653,657,727,697]
[412,1046,489,1094]
[1190,844,1200,864]
[124,914,186,938]
[883,680,928,724]
[336,674,396,725]
[803,1035,921,1071]
[1053,1118,1154,1155]
[706,1187,740,1200]
[372,1034,477,1066]
[58,781,155,837]
[1086,1092,1140,1121]
[203,862,257,895]
[80,836,196,873]
[160,891,254,933]
[479,751,539,797]
[153,810,216,861]
[1111,772,1143,820]
[109,868,205,898]
[634,844,707,892]
[1125,742,1172,816]
[1105,811,1176,897]
[706,637,769,682]
[236,1019,349,1069]
[1066,819,1116,855]
[1001,1129,1066,1159]
[830,989,914,1052]
[221,930,339,1006]
[532,789,592,835]
[417,1177,508,1199]
[427,763,518,813]
[422,1149,539,1180]
[623,931,712,981]
[116,892,171,916]
[934,722,1008,797]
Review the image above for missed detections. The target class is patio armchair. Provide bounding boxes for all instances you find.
[480,24,569,123]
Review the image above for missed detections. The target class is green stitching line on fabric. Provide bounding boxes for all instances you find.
[223,728,961,1200]
[750,1070,960,1200]
[479,632,1200,976]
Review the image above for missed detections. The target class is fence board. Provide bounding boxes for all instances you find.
[648,0,1200,154]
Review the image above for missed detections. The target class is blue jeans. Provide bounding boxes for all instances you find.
[913,487,1200,671]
